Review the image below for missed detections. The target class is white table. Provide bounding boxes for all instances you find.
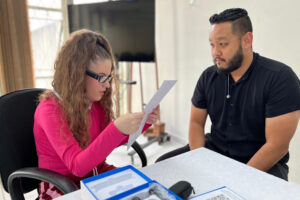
[55,148,300,200]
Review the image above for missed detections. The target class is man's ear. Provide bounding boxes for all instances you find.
[242,32,253,49]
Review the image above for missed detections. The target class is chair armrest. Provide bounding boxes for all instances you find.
[8,167,78,200]
[155,144,190,163]
[131,141,147,167]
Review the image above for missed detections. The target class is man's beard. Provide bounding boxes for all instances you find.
[215,45,244,74]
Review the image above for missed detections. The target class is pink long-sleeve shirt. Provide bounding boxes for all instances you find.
[34,97,149,181]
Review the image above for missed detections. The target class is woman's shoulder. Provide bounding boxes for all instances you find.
[36,96,62,116]
[38,96,59,107]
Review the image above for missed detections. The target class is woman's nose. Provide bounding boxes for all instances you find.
[104,80,110,88]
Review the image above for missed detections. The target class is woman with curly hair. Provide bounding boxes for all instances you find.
[33,29,158,199]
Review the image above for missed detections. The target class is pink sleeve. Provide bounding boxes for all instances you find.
[36,102,128,177]
[142,123,151,132]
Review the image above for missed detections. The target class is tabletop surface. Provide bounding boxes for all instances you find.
[55,148,300,200]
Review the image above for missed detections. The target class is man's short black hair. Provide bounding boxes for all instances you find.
[209,8,253,36]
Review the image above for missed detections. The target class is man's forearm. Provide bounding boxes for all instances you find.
[188,121,205,150]
[247,143,288,171]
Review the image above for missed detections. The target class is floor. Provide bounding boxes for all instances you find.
[0,134,184,200]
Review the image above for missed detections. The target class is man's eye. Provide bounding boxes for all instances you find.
[220,43,227,46]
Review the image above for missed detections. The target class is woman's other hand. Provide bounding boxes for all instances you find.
[146,105,159,124]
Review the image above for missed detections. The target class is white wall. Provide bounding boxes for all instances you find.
[156,0,300,184]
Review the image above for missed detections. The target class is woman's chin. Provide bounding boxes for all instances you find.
[88,95,102,102]
[96,96,102,101]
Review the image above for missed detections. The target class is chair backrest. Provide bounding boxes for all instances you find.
[0,88,45,193]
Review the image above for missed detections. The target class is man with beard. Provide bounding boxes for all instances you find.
[159,8,300,180]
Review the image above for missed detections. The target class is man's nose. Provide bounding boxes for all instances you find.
[213,46,222,58]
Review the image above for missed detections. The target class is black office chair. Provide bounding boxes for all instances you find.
[155,144,190,163]
[155,135,212,163]
[0,88,147,200]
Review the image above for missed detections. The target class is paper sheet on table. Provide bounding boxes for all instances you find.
[127,80,177,150]
[189,186,245,200]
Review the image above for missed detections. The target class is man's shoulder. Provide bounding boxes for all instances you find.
[257,54,290,73]
[200,65,218,78]
[196,65,224,86]
[204,65,218,73]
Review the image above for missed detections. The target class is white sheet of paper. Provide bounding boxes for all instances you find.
[190,186,245,200]
[127,80,177,149]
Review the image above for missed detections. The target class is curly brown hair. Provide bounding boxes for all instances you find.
[40,29,118,149]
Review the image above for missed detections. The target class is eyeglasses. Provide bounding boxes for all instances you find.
[86,69,113,83]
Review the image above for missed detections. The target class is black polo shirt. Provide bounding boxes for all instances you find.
[192,53,300,163]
